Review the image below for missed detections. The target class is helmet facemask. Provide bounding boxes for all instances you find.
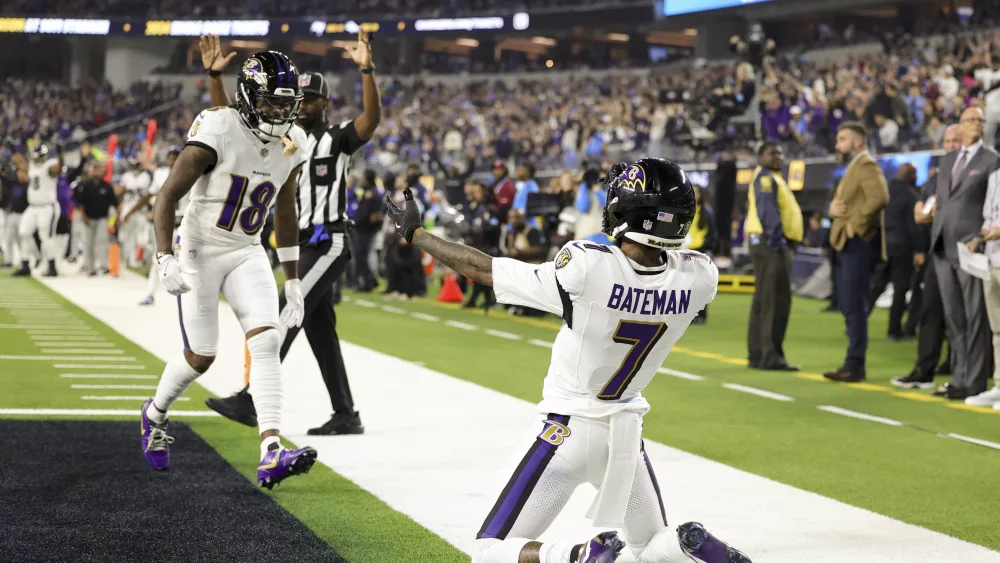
[238,82,301,141]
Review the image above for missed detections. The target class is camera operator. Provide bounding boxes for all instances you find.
[461,179,502,309]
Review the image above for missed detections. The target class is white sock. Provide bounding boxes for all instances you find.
[247,329,283,434]
[471,538,531,563]
[146,263,158,298]
[151,353,201,422]
[634,528,689,563]
[261,435,281,458]
[540,541,576,563]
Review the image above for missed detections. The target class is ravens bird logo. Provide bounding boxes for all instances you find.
[242,58,268,88]
[617,164,647,191]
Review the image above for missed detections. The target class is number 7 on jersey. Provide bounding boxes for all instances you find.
[598,320,668,400]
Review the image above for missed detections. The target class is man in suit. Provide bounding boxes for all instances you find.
[870,163,920,340]
[892,124,960,389]
[824,122,889,382]
[929,107,998,399]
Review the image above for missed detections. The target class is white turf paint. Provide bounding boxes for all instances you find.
[30,335,105,341]
[0,324,91,330]
[722,383,796,402]
[0,355,135,361]
[945,434,1000,451]
[657,367,706,381]
[81,395,190,401]
[41,272,1000,563]
[40,348,124,354]
[484,328,523,341]
[0,409,218,417]
[35,342,115,347]
[53,363,145,369]
[72,384,159,390]
[528,339,554,348]
[817,406,904,427]
[410,312,440,322]
[60,374,158,379]
[380,305,406,314]
[444,319,478,330]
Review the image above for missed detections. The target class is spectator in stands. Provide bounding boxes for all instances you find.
[746,142,803,371]
[461,179,500,310]
[803,212,828,248]
[870,163,920,341]
[824,122,889,383]
[512,162,539,214]
[930,106,997,400]
[490,161,516,222]
[351,170,383,293]
[503,207,547,317]
[73,160,116,276]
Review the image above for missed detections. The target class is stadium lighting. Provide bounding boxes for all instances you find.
[531,36,555,46]
[456,38,480,47]
[545,59,554,68]
[607,33,629,42]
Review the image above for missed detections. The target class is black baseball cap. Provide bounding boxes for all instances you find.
[299,72,329,97]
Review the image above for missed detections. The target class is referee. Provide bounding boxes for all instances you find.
[201,31,381,435]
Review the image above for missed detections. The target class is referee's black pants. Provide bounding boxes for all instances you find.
[275,230,355,413]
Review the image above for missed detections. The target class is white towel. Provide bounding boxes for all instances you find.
[586,411,642,528]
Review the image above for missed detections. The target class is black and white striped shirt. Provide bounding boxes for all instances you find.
[296,119,366,230]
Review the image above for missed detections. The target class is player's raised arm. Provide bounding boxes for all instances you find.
[47,147,63,177]
[200,34,236,107]
[275,163,306,328]
[152,145,214,256]
[385,188,493,285]
[345,29,381,141]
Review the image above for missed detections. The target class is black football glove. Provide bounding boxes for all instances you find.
[384,188,422,243]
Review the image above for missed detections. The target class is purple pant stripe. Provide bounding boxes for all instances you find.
[173,235,190,351]
[48,204,57,238]
[642,441,667,526]
[478,414,569,540]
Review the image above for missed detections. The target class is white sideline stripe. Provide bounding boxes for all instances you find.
[81,395,189,401]
[0,355,135,361]
[0,324,91,329]
[35,342,114,347]
[528,339,553,348]
[40,348,124,354]
[946,434,1000,451]
[657,367,706,381]
[484,329,522,341]
[353,299,377,308]
[818,405,904,426]
[53,363,145,369]
[72,384,158,390]
[40,269,1000,563]
[61,374,158,379]
[410,312,440,322]
[1,305,63,309]
[0,409,217,417]
[380,305,406,314]
[723,383,795,402]
[31,336,106,341]
[444,320,478,330]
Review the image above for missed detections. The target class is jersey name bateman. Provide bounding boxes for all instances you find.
[607,285,691,316]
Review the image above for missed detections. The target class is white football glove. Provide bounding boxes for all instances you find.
[157,254,193,296]
[280,278,304,329]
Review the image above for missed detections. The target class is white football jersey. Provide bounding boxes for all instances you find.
[120,169,151,215]
[493,240,718,418]
[180,107,308,246]
[27,158,59,205]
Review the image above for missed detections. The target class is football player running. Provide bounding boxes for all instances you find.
[14,144,62,277]
[386,158,752,563]
[142,50,316,489]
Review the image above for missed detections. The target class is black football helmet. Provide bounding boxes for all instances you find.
[601,157,696,249]
[235,51,303,140]
[31,144,50,163]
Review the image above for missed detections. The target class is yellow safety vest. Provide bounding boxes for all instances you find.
[688,206,707,250]
[745,167,803,244]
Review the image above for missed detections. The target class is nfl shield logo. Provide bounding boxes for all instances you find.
[316,164,328,177]
[643,219,653,230]
[261,148,269,158]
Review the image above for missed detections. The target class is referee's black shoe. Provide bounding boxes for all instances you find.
[308,410,364,435]
[205,385,258,427]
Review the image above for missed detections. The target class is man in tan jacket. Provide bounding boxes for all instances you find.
[824,121,889,382]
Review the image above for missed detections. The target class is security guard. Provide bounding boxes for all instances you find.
[746,141,803,371]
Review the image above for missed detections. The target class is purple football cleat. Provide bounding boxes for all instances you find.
[139,296,155,306]
[140,398,173,471]
[257,445,318,489]
[678,522,752,563]
[578,531,626,563]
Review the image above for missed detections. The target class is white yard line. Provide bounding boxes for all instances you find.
[723,383,796,402]
[40,348,124,354]
[53,363,146,369]
[40,271,1000,563]
[0,324,91,330]
[410,312,440,322]
[71,384,159,390]
[81,395,189,401]
[945,434,1000,451]
[0,355,135,361]
[353,299,377,308]
[60,374,158,379]
[817,406,904,427]
[380,305,406,314]
[444,320,478,330]
[657,367,706,381]
[0,409,216,417]
[34,342,115,347]
[528,339,553,348]
[484,329,523,341]
[30,335,105,341]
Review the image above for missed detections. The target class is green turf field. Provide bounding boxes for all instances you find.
[4,270,1000,557]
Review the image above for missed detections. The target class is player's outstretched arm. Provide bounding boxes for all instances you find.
[48,149,63,177]
[200,33,235,107]
[385,188,493,285]
[273,163,303,282]
[346,29,382,140]
[152,145,214,254]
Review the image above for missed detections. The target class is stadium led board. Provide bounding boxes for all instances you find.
[663,0,774,16]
